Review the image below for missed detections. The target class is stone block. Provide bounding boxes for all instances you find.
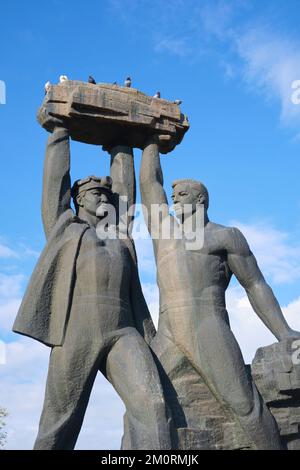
[252,340,300,449]
[38,81,189,154]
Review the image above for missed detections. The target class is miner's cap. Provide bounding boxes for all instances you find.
[72,176,112,198]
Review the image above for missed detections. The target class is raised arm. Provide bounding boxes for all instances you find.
[110,146,135,234]
[227,228,300,341]
[140,137,171,239]
[110,145,135,208]
[42,126,71,239]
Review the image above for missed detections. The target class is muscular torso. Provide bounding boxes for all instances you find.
[156,222,233,313]
[73,227,132,309]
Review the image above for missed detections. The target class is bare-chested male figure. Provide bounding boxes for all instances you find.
[140,136,300,450]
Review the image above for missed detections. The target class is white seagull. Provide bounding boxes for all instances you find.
[124,76,131,87]
[45,81,51,94]
[59,75,69,83]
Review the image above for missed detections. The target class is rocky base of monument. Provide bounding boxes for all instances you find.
[162,356,254,450]
[165,340,300,450]
[252,340,300,450]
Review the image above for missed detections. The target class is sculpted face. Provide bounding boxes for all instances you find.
[81,188,114,218]
[172,183,198,218]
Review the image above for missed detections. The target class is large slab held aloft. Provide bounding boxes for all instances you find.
[37,81,189,154]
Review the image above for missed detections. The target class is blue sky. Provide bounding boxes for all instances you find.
[1,0,300,449]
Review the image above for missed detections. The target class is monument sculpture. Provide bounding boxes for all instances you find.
[12,77,189,450]
[12,77,300,450]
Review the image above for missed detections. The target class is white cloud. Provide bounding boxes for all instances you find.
[154,36,190,58]
[0,274,23,335]
[235,28,300,128]
[3,381,47,450]
[0,299,21,334]
[1,339,49,385]
[0,236,41,261]
[0,338,49,449]
[230,220,300,284]
[198,1,300,129]
[76,375,124,450]
[0,243,18,259]
[0,274,24,300]
[227,286,276,363]
[199,0,237,39]
[18,244,40,259]
[228,286,300,364]
[0,238,40,260]
[141,282,159,328]
[283,296,300,332]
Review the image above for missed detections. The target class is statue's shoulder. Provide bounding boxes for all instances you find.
[226,226,250,255]
[207,221,227,231]
[207,222,250,255]
[47,209,87,242]
[206,221,232,240]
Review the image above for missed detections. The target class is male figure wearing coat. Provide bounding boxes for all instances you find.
[13,120,171,450]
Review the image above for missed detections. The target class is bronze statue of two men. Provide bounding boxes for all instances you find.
[13,82,300,450]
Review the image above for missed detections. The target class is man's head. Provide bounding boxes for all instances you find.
[72,176,114,218]
[171,179,209,218]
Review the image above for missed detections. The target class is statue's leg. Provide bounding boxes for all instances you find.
[179,312,283,450]
[151,314,190,431]
[104,327,171,450]
[34,308,104,449]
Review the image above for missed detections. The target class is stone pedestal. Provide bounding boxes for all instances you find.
[252,340,300,450]
[159,340,300,449]
[160,354,254,450]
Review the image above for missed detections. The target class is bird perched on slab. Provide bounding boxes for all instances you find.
[88,75,96,84]
[113,81,118,85]
[45,81,51,94]
[59,75,69,83]
[124,76,131,87]
[174,99,182,105]
[153,91,161,98]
